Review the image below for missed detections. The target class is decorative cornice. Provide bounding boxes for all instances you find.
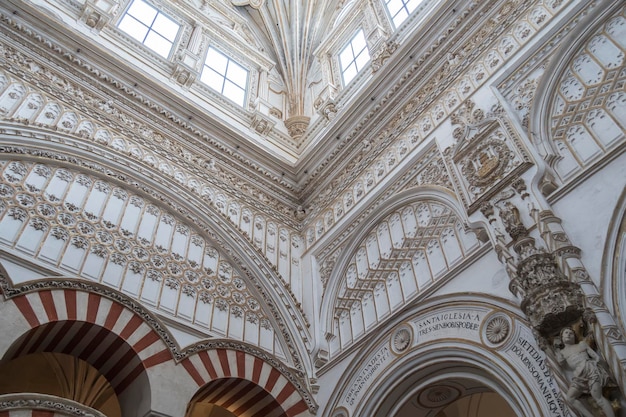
[0,11,301,223]
[301,0,531,201]
[300,0,580,236]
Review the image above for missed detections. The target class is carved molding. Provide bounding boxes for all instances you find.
[0,393,106,417]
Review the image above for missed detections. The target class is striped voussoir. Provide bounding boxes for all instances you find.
[8,289,172,394]
[182,350,309,417]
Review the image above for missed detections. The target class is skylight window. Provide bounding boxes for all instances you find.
[339,29,370,85]
[200,47,249,107]
[385,0,423,27]
[118,0,180,58]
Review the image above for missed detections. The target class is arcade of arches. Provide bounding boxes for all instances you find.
[0,0,625,416]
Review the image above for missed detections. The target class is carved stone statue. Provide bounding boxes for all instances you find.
[498,201,527,240]
[554,327,614,417]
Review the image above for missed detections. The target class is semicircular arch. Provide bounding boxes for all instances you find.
[319,187,485,353]
[324,295,569,417]
[0,135,311,373]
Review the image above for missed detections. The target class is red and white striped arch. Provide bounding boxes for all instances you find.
[182,350,309,417]
[5,289,173,394]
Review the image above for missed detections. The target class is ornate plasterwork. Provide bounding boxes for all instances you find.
[0,57,304,295]
[371,41,398,73]
[328,200,482,352]
[417,385,461,409]
[303,0,566,210]
[0,14,301,219]
[0,146,310,373]
[546,7,626,182]
[390,324,413,355]
[483,313,512,346]
[307,146,454,252]
[0,159,281,344]
[444,101,532,213]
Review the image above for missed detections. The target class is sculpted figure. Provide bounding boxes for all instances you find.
[555,327,614,417]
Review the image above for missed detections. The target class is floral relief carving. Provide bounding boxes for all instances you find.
[0,160,294,351]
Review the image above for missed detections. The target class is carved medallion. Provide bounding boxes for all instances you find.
[391,324,413,355]
[485,316,510,344]
[417,385,461,408]
[481,312,513,347]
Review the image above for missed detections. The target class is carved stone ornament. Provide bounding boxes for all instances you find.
[417,385,461,409]
[318,99,338,121]
[80,1,117,32]
[552,326,618,417]
[172,64,197,88]
[285,115,310,139]
[483,313,512,346]
[251,112,275,136]
[509,241,586,338]
[445,101,532,213]
[391,324,413,355]
[498,201,528,241]
[371,41,398,72]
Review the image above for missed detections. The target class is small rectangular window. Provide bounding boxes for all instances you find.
[339,29,370,85]
[385,0,423,27]
[118,0,180,58]
[200,47,249,107]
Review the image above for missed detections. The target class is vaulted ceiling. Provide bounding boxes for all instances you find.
[231,0,342,117]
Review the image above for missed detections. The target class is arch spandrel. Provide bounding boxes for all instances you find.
[0,153,310,373]
[319,190,485,357]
